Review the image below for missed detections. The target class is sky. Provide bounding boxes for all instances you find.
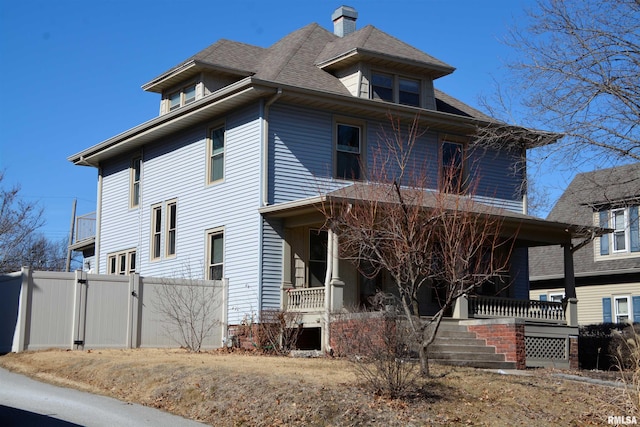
[0,0,586,243]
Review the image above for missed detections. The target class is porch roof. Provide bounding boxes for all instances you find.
[259,183,608,248]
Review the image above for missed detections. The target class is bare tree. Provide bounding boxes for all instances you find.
[497,0,640,166]
[320,116,515,377]
[0,172,45,273]
[155,269,224,352]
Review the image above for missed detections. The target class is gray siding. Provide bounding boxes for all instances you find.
[99,105,263,325]
[468,146,524,211]
[269,104,339,204]
[261,217,284,311]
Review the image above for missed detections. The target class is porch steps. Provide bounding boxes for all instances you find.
[428,321,517,370]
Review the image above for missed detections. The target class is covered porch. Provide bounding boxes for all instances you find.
[260,188,602,356]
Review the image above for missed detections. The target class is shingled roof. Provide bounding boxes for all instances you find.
[530,163,640,279]
[142,21,494,119]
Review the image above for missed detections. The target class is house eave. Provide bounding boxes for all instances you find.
[530,267,640,282]
[68,78,275,167]
[316,48,455,79]
[142,60,255,93]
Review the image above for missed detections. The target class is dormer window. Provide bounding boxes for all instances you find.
[371,72,421,107]
[168,83,197,111]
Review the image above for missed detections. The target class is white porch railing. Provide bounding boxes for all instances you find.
[286,287,325,312]
[468,295,566,323]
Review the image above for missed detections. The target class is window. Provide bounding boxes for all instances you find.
[207,230,224,280]
[399,78,420,107]
[308,229,328,286]
[208,125,225,183]
[549,293,564,303]
[167,83,197,111]
[107,249,136,275]
[614,296,631,323]
[130,156,141,208]
[151,204,162,260]
[166,201,177,257]
[599,205,639,256]
[371,73,393,102]
[336,123,362,180]
[441,141,464,192]
[371,72,421,107]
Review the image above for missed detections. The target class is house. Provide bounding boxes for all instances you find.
[529,163,640,325]
[68,6,592,367]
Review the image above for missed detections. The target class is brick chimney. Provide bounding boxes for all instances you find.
[332,5,358,37]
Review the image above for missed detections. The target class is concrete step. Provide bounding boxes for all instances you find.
[431,351,507,362]
[428,344,496,354]
[432,359,517,370]
[434,330,478,339]
[431,337,487,346]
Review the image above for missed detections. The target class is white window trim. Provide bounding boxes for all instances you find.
[613,295,632,323]
[206,122,226,185]
[611,208,629,253]
[548,292,565,303]
[595,206,640,260]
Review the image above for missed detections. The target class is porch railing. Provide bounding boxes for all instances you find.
[468,295,566,323]
[286,287,325,312]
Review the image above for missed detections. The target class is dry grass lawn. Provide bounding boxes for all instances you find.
[0,348,631,426]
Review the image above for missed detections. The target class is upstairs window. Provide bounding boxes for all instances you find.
[151,204,162,260]
[168,83,197,111]
[130,156,141,208]
[599,205,639,256]
[208,125,225,183]
[371,73,393,102]
[440,141,465,193]
[336,123,362,180]
[166,201,177,257]
[371,72,421,107]
[399,78,420,107]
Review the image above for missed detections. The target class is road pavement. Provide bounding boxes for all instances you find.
[0,367,207,426]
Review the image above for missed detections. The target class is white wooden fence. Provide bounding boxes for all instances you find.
[0,268,228,353]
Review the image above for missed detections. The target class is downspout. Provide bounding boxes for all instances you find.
[261,88,282,206]
[95,167,103,274]
[258,89,282,319]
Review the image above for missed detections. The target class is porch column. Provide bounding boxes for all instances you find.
[563,242,576,299]
[329,230,344,312]
[281,229,293,310]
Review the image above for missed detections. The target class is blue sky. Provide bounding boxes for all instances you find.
[1,0,580,242]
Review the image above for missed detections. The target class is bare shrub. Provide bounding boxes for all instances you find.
[258,309,303,355]
[155,277,224,352]
[611,324,640,413]
[331,298,420,399]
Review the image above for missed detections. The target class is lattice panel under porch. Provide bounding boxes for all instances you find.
[525,336,566,360]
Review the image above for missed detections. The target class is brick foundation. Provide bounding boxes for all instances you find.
[330,312,396,357]
[569,335,579,370]
[465,319,526,370]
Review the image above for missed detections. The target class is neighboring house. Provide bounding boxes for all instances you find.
[69,6,591,364]
[529,163,640,325]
